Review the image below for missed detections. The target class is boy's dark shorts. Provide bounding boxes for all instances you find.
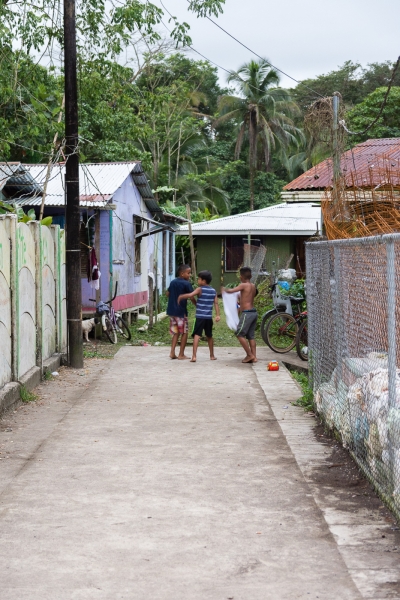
[192,318,213,338]
[236,309,258,340]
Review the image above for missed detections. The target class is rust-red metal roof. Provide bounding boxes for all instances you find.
[283,138,400,190]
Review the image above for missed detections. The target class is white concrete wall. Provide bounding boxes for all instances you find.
[0,215,66,390]
[0,216,13,388]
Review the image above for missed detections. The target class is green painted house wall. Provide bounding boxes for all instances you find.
[196,236,222,287]
[195,234,296,287]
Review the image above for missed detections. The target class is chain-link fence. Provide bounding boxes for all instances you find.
[306,233,400,518]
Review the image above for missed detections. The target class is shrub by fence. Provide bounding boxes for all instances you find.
[0,215,66,394]
[306,233,400,518]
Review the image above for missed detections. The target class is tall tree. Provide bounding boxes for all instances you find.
[346,86,400,142]
[214,59,301,210]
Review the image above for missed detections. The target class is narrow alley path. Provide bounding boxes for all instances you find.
[0,347,389,599]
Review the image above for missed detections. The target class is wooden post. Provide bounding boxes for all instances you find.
[95,211,101,304]
[162,230,167,292]
[220,237,225,289]
[148,275,154,329]
[186,204,196,279]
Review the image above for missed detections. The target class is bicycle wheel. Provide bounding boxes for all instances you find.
[116,316,131,340]
[260,309,277,345]
[296,319,308,361]
[266,312,298,353]
[103,316,117,344]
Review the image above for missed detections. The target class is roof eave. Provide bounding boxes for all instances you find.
[178,229,319,236]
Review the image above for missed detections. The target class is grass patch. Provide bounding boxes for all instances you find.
[43,370,54,381]
[291,370,314,412]
[20,385,38,403]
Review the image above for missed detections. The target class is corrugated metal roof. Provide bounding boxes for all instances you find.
[284,138,400,191]
[131,163,163,218]
[179,203,321,236]
[16,162,163,217]
[0,162,42,198]
[20,162,140,207]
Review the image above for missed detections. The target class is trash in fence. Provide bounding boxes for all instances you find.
[307,233,400,517]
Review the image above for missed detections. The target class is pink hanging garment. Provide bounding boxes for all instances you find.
[87,247,101,290]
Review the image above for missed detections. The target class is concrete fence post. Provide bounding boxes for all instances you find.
[51,225,60,353]
[29,221,43,372]
[9,216,18,382]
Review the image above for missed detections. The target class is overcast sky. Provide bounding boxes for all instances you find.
[154,0,400,89]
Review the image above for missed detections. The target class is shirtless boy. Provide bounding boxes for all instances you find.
[222,267,258,363]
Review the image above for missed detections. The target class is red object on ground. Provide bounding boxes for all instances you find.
[267,361,279,371]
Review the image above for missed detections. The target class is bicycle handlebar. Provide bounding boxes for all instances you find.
[88,281,119,305]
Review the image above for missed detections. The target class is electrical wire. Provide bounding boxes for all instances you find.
[339,55,400,136]
[170,0,324,98]
[159,0,323,102]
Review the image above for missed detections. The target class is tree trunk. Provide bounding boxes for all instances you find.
[249,166,255,211]
[248,110,257,212]
[174,123,182,204]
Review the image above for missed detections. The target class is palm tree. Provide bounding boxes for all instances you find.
[215,59,303,210]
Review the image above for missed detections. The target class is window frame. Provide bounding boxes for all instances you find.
[168,231,174,275]
[134,216,142,275]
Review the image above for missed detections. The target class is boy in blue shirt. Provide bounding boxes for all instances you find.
[166,264,196,359]
[178,270,220,363]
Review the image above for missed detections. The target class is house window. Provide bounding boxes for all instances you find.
[225,236,266,271]
[225,236,244,271]
[134,217,142,274]
[169,231,174,274]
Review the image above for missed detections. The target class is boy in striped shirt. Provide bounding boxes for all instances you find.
[178,270,220,363]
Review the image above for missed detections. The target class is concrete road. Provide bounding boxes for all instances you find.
[0,347,362,599]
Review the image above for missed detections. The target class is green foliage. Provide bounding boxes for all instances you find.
[292,60,400,113]
[280,278,305,298]
[254,278,274,321]
[0,47,63,162]
[20,385,37,403]
[224,171,285,215]
[0,201,53,226]
[347,87,400,142]
[0,0,224,57]
[291,371,314,412]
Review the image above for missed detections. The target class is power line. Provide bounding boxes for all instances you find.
[178,0,324,98]
[340,55,400,136]
[159,9,298,102]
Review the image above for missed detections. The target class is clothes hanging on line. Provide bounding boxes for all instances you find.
[87,246,101,290]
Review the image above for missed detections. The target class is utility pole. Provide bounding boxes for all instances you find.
[332,92,342,210]
[64,0,83,368]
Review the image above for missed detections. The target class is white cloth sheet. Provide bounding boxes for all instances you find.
[222,291,240,331]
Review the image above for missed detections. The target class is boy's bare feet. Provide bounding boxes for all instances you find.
[178,355,190,360]
[210,356,217,360]
[252,357,258,363]
[242,355,255,363]
[170,354,178,359]
[190,357,197,363]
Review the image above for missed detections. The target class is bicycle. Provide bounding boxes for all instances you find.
[265,302,307,354]
[260,280,294,344]
[89,282,131,344]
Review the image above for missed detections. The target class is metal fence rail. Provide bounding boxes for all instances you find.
[306,233,400,517]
